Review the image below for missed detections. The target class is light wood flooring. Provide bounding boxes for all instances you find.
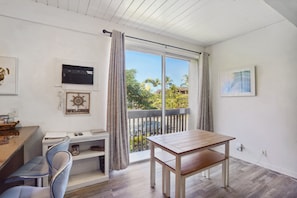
[65,157,297,198]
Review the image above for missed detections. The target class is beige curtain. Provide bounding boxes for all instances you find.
[197,52,213,131]
[107,30,129,170]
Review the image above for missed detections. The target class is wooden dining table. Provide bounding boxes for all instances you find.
[147,130,235,198]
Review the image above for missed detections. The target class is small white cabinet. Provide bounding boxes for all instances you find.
[42,130,109,191]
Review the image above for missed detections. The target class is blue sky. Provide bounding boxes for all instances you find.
[125,50,189,88]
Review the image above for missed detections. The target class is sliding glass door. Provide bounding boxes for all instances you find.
[126,50,190,153]
[164,56,190,134]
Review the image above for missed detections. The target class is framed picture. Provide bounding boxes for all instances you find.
[65,92,90,115]
[220,66,256,97]
[0,56,17,95]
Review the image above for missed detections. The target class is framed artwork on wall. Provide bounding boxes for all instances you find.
[0,56,18,95]
[65,92,90,115]
[220,66,256,97]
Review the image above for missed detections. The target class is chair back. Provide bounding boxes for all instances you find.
[50,151,72,198]
[46,136,70,175]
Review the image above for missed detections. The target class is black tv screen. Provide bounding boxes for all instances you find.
[62,64,94,85]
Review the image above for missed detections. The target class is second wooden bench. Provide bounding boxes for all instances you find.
[155,149,227,198]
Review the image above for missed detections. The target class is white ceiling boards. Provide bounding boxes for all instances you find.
[32,0,285,46]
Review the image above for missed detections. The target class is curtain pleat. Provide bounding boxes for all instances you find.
[197,52,213,131]
[107,30,129,170]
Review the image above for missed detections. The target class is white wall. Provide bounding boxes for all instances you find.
[0,0,202,158]
[0,15,110,130]
[207,20,297,178]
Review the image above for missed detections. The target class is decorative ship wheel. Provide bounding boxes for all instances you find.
[66,92,90,114]
[71,94,86,108]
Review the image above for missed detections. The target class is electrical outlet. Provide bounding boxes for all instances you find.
[236,143,243,152]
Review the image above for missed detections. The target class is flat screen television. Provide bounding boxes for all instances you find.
[62,64,94,85]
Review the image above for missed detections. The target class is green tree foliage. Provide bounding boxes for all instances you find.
[144,78,160,87]
[126,69,188,110]
[126,69,154,109]
[165,84,188,109]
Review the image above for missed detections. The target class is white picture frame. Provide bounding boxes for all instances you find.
[220,66,256,97]
[65,91,90,115]
[0,56,18,95]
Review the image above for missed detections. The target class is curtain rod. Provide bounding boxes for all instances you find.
[102,29,201,55]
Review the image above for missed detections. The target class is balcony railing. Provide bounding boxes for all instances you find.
[128,108,190,153]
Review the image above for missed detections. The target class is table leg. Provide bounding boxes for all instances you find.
[175,155,181,198]
[222,160,226,187]
[225,142,230,186]
[150,142,155,188]
[163,167,170,197]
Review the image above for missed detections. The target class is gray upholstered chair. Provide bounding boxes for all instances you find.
[0,151,73,198]
[5,136,70,187]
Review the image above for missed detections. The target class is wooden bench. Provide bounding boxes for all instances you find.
[155,149,226,198]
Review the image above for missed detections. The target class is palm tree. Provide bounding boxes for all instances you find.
[180,74,188,88]
[144,78,161,88]
[145,77,174,89]
[165,76,173,88]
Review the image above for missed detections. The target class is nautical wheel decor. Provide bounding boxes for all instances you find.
[65,92,90,115]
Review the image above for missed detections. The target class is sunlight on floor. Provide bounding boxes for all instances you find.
[129,150,150,164]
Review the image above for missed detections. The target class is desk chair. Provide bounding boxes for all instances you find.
[5,136,70,187]
[0,151,73,198]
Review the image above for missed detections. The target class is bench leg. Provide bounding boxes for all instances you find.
[202,169,210,179]
[37,178,42,187]
[162,166,165,194]
[202,169,210,178]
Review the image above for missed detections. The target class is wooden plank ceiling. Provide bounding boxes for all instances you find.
[32,0,285,46]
